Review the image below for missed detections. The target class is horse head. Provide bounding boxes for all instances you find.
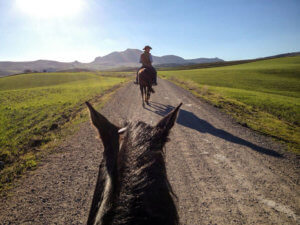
[86,102,182,225]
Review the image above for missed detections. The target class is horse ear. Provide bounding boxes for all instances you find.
[156,103,182,131]
[86,102,119,175]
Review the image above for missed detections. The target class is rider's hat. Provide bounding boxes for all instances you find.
[143,45,152,50]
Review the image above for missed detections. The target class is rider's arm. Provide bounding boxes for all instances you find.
[149,54,153,63]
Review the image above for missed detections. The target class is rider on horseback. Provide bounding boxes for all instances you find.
[136,45,157,85]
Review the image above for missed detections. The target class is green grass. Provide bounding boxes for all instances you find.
[0,72,128,191]
[159,56,300,153]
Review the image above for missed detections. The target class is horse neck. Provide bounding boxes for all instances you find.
[110,127,178,224]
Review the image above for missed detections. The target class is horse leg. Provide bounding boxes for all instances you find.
[140,84,144,106]
[146,87,149,104]
[145,87,150,105]
[144,87,148,105]
[148,86,151,102]
[143,86,147,105]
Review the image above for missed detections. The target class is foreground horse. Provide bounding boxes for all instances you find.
[86,102,182,225]
[138,68,155,106]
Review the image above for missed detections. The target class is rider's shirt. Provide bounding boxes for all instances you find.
[139,52,153,67]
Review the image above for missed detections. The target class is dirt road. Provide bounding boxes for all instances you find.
[0,79,299,225]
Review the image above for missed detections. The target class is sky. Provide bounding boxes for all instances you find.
[0,0,299,62]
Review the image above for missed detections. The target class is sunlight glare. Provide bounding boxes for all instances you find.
[15,0,84,18]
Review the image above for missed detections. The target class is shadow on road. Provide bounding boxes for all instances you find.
[146,101,282,158]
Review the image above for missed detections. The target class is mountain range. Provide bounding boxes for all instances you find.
[0,48,223,77]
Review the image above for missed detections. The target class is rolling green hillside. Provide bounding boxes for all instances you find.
[157,52,300,71]
[0,72,128,191]
[159,56,300,153]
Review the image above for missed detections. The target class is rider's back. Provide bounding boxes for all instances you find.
[140,52,152,67]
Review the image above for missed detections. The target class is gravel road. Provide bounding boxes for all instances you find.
[0,79,299,225]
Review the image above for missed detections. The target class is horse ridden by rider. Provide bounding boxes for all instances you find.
[136,45,157,85]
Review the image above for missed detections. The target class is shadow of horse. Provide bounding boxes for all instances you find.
[146,101,282,158]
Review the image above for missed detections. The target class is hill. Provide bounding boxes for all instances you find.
[158,52,300,71]
[0,49,223,77]
[92,48,222,67]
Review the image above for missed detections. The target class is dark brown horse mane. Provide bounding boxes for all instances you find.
[86,102,181,225]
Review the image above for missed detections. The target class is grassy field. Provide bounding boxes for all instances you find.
[159,56,300,153]
[0,72,129,191]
